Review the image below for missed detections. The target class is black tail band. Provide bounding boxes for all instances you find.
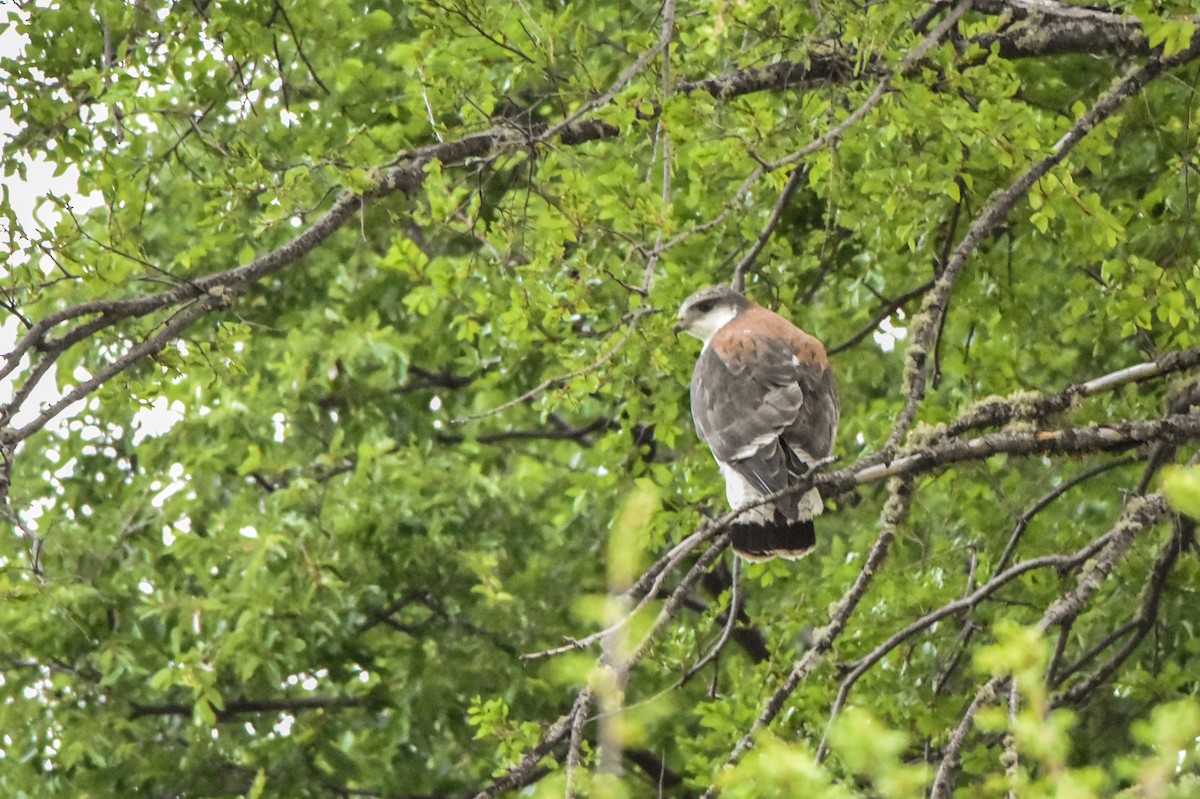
[731,518,816,561]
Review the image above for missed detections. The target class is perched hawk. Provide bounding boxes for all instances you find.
[675,285,839,561]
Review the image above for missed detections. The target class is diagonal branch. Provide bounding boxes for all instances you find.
[698,476,916,797]
[816,521,1124,760]
[929,494,1169,799]
[1053,519,1185,705]
[885,34,1200,452]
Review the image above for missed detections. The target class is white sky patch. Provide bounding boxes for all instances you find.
[150,466,188,509]
[271,412,287,443]
[285,668,327,692]
[137,579,154,595]
[132,398,186,445]
[431,396,443,429]
[873,312,908,353]
[273,713,295,737]
[53,457,77,481]
[239,525,258,539]
[0,24,103,438]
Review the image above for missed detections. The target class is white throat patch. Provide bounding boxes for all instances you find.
[690,306,739,347]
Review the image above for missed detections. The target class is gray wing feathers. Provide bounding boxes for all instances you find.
[691,342,837,519]
[783,364,838,464]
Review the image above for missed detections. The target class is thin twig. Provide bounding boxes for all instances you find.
[827,279,935,356]
[677,555,741,687]
[995,458,1135,574]
[452,308,656,423]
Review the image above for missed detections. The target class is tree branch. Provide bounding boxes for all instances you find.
[929,494,1169,798]
[826,279,935,356]
[699,476,915,797]
[130,694,362,721]
[970,0,1150,59]
[885,33,1200,451]
[816,521,1123,760]
[1053,519,1185,705]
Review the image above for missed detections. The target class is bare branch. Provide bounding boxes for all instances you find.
[1054,519,1185,705]
[971,0,1150,59]
[822,412,1200,499]
[929,494,1169,798]
[816,522,1122,760]
[886,35,1200,451]
[945,348,1200,438]
[931,676,1007,799]
[730,166,808,293]
[130,694,362,721]
[565,688,591,799]
[699,476,916,796]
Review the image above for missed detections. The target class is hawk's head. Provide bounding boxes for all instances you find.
[673,285,751,344]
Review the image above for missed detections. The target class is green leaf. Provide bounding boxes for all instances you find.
[1161,466,1200,518]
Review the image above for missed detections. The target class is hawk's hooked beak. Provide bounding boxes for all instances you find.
[672,321,686,335]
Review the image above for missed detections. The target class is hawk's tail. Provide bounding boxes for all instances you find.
[731,517,816,562]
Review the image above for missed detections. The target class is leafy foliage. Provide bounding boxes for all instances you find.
[2,1,1200,797]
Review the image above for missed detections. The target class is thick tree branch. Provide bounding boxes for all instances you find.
[1053,519,1185,705]
[929,494,1169,799]
[699,476,916,797]
[971,0,1150,59]
[887,33,1200,451]
[817,412,1200,501]
[130,694,362,721]
[676,50,861,100]
[677,3,1173,102]
[816,521,1123,760]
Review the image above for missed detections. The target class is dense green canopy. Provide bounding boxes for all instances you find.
[2,1,1200,796]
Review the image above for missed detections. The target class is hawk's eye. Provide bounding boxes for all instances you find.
[694,300,715,313]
